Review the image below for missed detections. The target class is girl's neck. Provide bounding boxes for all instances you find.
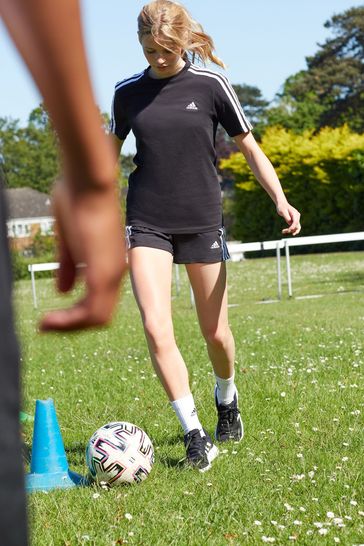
[149,59,186,80]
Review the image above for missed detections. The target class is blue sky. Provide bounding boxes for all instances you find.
[1,0,362,153]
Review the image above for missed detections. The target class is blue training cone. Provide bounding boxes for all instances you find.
[26,398,84,492]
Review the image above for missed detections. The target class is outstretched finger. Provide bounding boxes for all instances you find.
[39,292,116,331]
[56,235,77,292]
[40,257,125,331]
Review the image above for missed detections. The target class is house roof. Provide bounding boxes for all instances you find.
[5,187,52,220]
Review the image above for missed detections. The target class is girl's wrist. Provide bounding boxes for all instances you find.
[275,195,289,209]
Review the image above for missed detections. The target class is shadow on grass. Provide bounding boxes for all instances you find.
[298,279,364,290]
[66,442,86,455]
[158,455,184,468]
[295,270,364,288]
[335,271,364,283]
[150,433,184,468]
[155,433,182,446]
[293,288,364,299]
[66,439,184,469]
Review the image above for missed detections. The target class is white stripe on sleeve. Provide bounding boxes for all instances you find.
[188,66,252,133]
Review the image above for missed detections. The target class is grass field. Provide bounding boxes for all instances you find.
[16,252,364,546]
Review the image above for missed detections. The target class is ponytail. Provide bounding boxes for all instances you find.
[138,1,225,69]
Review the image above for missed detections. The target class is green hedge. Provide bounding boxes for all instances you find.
[221,126,364,245]
[11,251,56,281]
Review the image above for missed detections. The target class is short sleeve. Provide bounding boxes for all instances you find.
[109,89,131,141]
[214,75,253,137]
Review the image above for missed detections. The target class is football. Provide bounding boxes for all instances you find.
[86,421,154,487]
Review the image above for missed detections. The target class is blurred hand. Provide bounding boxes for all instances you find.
[277,201,301,237]
[40,179,127,331]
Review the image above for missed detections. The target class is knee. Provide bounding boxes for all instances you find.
[203,326,231,349]
[143,316,174,353]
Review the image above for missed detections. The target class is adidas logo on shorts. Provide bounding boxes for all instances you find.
[210,241,220,249]
[186,101,198,110]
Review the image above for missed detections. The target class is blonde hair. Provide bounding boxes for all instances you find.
[138,0,225,68]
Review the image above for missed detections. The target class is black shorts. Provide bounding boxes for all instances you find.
[126,225,230,264]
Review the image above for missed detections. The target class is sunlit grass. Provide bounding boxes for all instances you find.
[15,252,364,545]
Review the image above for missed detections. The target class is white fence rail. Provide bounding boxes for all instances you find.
[28,262,59,308]
[227,231,364,298]
[28,231,364,308]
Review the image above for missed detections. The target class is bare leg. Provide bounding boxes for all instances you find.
[128,247,191,401]
[186,262,235,379]
[187,262,243,442]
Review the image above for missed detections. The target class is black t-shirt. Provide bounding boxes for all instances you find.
[111,60,252,233]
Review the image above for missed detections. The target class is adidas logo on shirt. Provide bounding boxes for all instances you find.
[210,241,220,249]
[186,101,198,110]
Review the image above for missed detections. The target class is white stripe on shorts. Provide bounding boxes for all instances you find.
[218,228,230,261]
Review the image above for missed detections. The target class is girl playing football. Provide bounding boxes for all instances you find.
[111,0,301,471]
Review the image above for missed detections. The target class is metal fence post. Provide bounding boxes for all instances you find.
[276,242,282,300]
[285,241,293,297]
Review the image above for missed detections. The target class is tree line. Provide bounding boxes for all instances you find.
[219,6,364,241]
[1,6,363,243]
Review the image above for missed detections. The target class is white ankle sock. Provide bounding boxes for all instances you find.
[215,374,237,405]
[171,394,203,434]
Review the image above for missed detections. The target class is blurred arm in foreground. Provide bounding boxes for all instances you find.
[0,0,127,330]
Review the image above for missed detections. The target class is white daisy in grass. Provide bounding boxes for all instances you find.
[261,536,275,543]
[318,528,328,535]
[124,513,133,521]
[291,474,305,481]
[254,520,262,526]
